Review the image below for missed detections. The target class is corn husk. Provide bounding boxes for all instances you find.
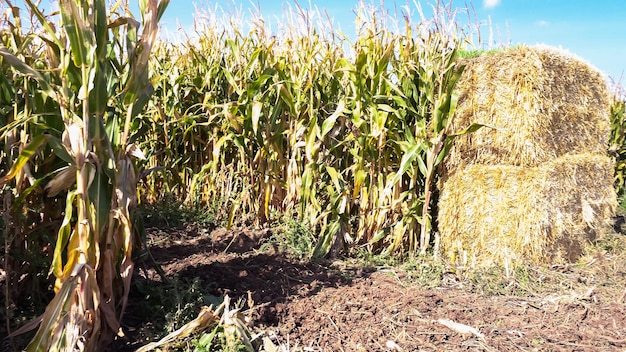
[444,45,611,177]
[438,153,617,268]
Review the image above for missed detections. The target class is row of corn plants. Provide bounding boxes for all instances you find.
[1,0,168,350]
[138,1,483,258]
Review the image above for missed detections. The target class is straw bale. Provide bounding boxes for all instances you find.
[438,153,616,268]
[444,45,611,177]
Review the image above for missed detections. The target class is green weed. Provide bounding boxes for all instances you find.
[137,193,220,228]
[261,215,316,259]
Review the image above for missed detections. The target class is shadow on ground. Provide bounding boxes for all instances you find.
[110,225,373,351]
[110,224,626,351]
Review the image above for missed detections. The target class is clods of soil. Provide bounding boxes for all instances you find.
[116,224,626,351]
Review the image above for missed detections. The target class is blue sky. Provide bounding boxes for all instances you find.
[7,0,625,82]
[154,0,625,83]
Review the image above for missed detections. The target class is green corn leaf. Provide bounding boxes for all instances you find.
[23,0,63,48]
[377,104,396,114]
[47,135,74,165]
[0,112,38,139]
[403,125,416,145]
[387,141,422,189]
[305,117,319,161]
[223,66,241,95]
[187,162,213,203]
[320,100,345,139]
[446,64,466,97]
[325,166,342,193]
[59,0,94,67]
[0,134,48,188]
[93,0,108,58]
[313,219,339,258]
[448,122,488,138]
[105,110,121,148]
[139,0,148,18]
[435,123,488,166]
[90,61,111,116]
[156,0,171,22]
[383,221,407,255]
[352,169,367,199]
[249,73,273,92]
[0,47,56,100]
[369,228,388,245]
[434,94,450,131]
[130,83,155,118]
[88,167,112,236]
[15,174,47,206]
[416,152,428,177]
[213,135,232,160]
[278,84,294,111]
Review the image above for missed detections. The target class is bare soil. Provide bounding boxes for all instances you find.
[116,224,626,351]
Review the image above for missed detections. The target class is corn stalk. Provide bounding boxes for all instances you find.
[0,0,168,350]
[610,95,626,199]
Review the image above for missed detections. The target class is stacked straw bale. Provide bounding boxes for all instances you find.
[438,46,617,268]
[444,45,611,174]
[439,154,615,268]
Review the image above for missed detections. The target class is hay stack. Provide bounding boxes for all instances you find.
[438,45,616,268]
[438,154,616,268]
[444,45,611,175]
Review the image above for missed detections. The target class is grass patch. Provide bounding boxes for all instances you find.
[137,193,221,229]
[463,233,626,299]
[261,214,316,260]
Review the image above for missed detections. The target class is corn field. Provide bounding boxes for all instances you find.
[0,0,624,350]
[139,1,487,260]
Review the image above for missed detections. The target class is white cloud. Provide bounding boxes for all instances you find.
[536,20,550,26]
[483,0,501,9]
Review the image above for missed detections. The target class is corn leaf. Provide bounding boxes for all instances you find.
[58,0,94,67]
[0,134,48,187]
[386,141,423,191]
[44,166,77,197]
[251,101,262,135]
[321,100,345,138]
[435,122,488,166]
[26,272,80,352]
[23,0,62,48]
[0,47,56,99]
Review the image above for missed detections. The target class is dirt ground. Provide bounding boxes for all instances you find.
[116,224,626,351]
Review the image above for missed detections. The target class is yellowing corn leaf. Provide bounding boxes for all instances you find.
[0,134,48,188]
[220,295,255,351]
[26,266,82,352]
[45,166,77,197]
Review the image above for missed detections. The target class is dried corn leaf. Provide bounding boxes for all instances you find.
[437,318,484,339]
[136,305,219,352]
